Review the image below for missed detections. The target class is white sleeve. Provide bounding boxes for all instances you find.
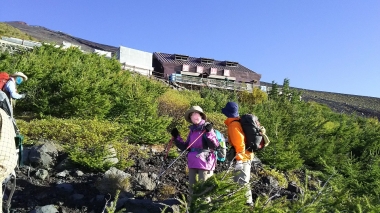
[4,80,23,99]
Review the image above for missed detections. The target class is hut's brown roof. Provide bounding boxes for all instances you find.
[153,52,258,74]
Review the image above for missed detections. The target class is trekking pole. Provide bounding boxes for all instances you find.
[221,148,249,180]
[150,138,175,200]
[164,138,174,160]
[156,138,174,181]
[156,130,206,181]
[221,155,236,180]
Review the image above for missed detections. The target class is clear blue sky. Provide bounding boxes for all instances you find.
[1,1,379,97]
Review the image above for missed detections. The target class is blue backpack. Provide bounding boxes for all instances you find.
[213,129,227,162]
[201,129,227,162]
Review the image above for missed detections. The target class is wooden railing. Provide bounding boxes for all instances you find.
[170,74,260,92]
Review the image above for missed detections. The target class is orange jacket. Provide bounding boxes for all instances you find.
[224,117,253,162]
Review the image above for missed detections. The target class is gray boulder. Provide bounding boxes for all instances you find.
[28,140,60,169]
[122,198,180,213]
[29,204,59,213]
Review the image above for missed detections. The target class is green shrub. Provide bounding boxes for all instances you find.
[237,87,267,107]
[127,116,172,145]
[17,117,143,171]
[167,146,180,159]
[190,173,251,213]
[199,88,233,113]
[206,112,227,135]
[260,168,288,188]
[158,89,190,133]
[8,45,121,118]
[0,44,167,122]
[182,90,205,108]
[158,90,190,120]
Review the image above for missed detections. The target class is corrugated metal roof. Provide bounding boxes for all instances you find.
[153,52,258,74]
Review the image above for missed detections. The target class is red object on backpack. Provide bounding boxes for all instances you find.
[0,72,10,91]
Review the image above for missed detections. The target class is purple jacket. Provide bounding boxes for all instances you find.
[174,120,219,170]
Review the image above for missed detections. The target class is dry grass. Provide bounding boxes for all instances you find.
[0,23,37,41]
[95,172,131,195]
[159,184,177,200]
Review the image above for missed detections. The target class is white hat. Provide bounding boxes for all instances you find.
[11,72,28,81]
[184,106,206,123]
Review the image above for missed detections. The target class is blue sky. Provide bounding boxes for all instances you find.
[1,1,379,97]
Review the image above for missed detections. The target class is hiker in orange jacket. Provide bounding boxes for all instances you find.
[222,101,253,206]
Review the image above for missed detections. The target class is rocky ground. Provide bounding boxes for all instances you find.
[2,141,307,213]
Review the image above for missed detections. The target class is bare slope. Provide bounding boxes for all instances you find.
[3,21,118,54]
[261,81,380,120]
[298,88,380,119]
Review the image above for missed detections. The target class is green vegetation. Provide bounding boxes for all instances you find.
[190,173,251,213]
[106,190,126,213]
[1,44,380,212]
[17,117,146,171]
[0,23,37,41]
